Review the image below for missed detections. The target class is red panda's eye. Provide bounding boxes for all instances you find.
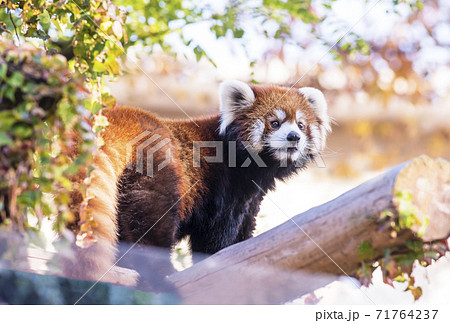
[298,122,305,130]
[270,120,280,128]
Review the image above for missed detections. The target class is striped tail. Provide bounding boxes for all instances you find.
[64,147,137,286]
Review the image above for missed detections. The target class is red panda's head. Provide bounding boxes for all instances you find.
[218,80,331,162]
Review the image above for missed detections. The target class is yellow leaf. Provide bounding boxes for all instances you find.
[100,21,113,33]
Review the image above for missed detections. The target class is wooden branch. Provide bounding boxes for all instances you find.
[167,155,450,304]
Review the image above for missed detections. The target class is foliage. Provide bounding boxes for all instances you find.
[357,240,378,262]
[356,239,448,300]
[355,194,449,301]
[0,0,127,248]
[113,0,324,60]
[1,1,429,64]
[0,0,126,107]
[377,191,430,238]
[392,191,429,236]
[0,37,106,251]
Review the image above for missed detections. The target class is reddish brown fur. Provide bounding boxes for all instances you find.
[230,85,320,150]
[252,86,318,137]
[65,106,222,284]
[65,83,328,285]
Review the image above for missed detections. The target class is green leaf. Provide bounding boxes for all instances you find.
[57,99,77,124]
[193,45,203,62]
[0,130,13,145]
[38,11,51,34]
[93,60,107,73]
[0,63,7,80]
[417,217,429,237]
[4,86,16,102]
[357,241,378,261]
[406,240,423,252]
[11,123,33,138]
[233,28,244,38]
[101,92,116,108]
[86,101,104,114]
[393,274,407,282]
[395,190,420,229]
[53,17,65,33]
[105,55,121,74]
[0,111,19,130]
[17,190,40,208]
[7,71,24,88]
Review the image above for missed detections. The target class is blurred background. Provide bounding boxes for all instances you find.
[105,0,450,304]
[1,0,449,304]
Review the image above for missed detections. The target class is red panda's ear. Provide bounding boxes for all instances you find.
[219,80,255,135]
[298,87,331,149]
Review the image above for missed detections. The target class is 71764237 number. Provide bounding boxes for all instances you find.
[376,310,438,320]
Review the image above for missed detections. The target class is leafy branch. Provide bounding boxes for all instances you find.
[355,190,449,300]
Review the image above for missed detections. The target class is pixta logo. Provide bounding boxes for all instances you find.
[126,131,172,177]
[127,131,325,177]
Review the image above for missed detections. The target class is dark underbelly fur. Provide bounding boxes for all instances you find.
[115,138,309,291]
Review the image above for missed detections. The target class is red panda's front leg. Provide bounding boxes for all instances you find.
[186,205,259,255]
[114,165,182,292]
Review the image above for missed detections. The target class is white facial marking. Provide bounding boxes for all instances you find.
[296,110,304,121]
[267,121,306,161]
[219,80,255,135]
[274,109,286,121]
[310,124,322,152]
[298,87,331,150]
[274,149,301,162]
[269,122,300,149]
[250,119,265,151]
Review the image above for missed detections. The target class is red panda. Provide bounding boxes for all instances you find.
[65,80,331,289]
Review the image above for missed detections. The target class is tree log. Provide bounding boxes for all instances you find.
[167,155,450,304]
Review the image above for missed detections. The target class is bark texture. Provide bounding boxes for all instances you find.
[167,155,450,304]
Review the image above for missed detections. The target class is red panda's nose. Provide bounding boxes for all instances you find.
[287,131,301,142]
